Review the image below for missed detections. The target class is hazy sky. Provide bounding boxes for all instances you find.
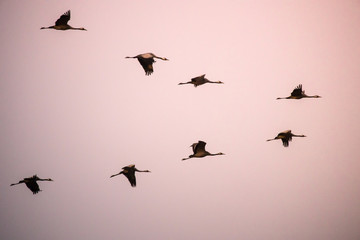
[1,0,360,239]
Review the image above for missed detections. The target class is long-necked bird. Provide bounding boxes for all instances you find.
[125,53,168,75]
[267,130,306,147]
[41,10,86,31]
[110,164,150,187]
[10,175,53,194]
[276,84,320,100]
[178,74,223,87]
[182,141,224,160]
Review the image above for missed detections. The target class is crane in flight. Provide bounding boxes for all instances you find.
[110,164,150,187]
[267,130,306,147]
[182,141,224,161]
[126,53,168,75]
[178,74,224,87]
[41,10,86,31]
[10,175,53,194]
[276,84,320,100]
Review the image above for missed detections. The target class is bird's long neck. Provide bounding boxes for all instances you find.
[38,178,52,181]
[69,27,86,31]
[304,95,320,98]
[135,169,150,173]
[209,152,223,156]
[292,134,305,138]
[154,56,167,61]
[208,81,223,84]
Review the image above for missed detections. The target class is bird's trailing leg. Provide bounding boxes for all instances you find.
[110,172,123,178]
[10,181,24,186]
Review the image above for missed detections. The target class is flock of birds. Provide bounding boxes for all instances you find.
[10,10,321,194]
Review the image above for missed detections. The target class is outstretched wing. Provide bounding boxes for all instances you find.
[123,164,135,170]
[138,58,154,75]
[194,141,206,153]
[191,74,206,87]
[25,181,41,194]
[291,84,303,97]
[191,74,205,82]
[281,138,289,147]
[123,172,136,187]
[56,10,71,26]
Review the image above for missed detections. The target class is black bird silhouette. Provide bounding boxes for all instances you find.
[10,175,53,194]
[182,141,224,160]
[125,53,168,75]
[41,10,86,31]
[276,84,321,99]
[178,74,224,87]
[110,165,150,187]
[267,130,306,147]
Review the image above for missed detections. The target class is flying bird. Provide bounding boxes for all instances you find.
[182,141,224,161]
[276,84,321,99]
[110,164,150,187]
[40,10,86,31]
[267,130,306,147]
[178,74,224,87]
[10,175,53,194]
[125,53,169,75]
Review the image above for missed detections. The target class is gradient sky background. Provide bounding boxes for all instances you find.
[1,0,360,239]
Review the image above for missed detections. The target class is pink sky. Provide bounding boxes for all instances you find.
[1,0,360,239]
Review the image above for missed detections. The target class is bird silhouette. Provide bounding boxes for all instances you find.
[267,130,306,147]
[10,175,53,194]
[178,74,224,87]
[40,10,86,31]
[110,164,150,187]
[182,141,224,160]
[276,84,321,99]
[125,53,168,75]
